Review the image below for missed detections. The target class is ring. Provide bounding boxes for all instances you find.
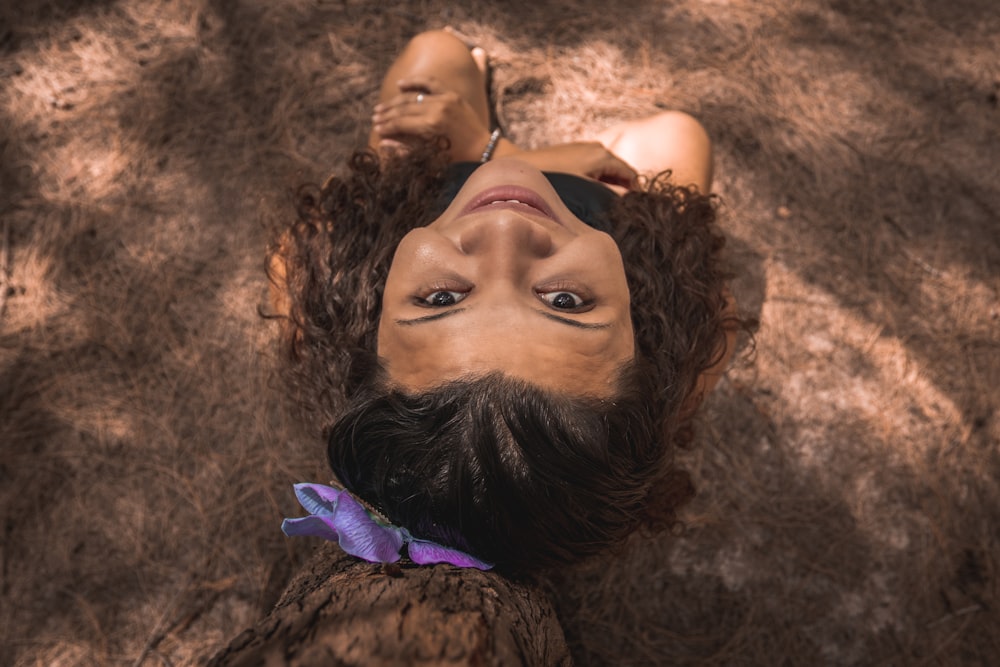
[416,93,425,104]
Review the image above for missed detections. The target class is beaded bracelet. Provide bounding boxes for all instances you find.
[480,128,502,163]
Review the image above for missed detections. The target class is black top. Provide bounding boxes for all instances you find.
[434,162,618,232]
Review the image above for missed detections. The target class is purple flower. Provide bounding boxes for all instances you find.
[281,483,492,571]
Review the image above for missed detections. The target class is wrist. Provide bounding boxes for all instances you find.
[479,128,503,162]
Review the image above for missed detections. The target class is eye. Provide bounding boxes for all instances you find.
[538,290,587,310]
[412,278,473,308]
[419,290,468,307]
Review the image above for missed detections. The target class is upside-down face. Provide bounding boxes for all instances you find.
[378,158,634,396]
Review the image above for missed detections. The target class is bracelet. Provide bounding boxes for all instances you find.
[480,128,502,163]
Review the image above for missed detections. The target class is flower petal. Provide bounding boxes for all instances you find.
[281,515,341,542]
[333,493,405,563]
[407,539,493,570]
[293,482,343,517]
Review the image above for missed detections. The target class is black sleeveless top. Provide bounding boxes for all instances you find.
[434,162,618,232]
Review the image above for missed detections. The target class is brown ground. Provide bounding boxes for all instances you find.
[1,1,997,665]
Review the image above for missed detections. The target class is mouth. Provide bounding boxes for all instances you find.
[461,186,559,223]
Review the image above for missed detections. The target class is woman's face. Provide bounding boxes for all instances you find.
[378,158,634,396]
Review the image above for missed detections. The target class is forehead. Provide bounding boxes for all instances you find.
[379,303,634,396]
[381,341,627,397]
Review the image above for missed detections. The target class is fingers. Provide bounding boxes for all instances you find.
[372,88,473,142]
[599,154,639,188]
[370,76,490,159]
[374,90,430,115]
[603,147,639,187]
[373,112,436,139]
[372,82,442,137]
[373,75,449,114]
[583,145,637,188]
[373,91,432,136]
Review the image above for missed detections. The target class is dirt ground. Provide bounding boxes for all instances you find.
[1,0,997,665]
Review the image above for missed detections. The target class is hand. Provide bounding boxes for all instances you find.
[371,76,492,162]
[514,142,638,190]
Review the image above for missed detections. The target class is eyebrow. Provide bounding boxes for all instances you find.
[394,307,611,330]
[395,309,467,326]
[536,310,612,330]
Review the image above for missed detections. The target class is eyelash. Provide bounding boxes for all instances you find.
[535,280,595,312]
[417,290,468,307]
[413,281,472,307]
[537,291,588,310]
[413,282,595,312]
[536,290,593,312]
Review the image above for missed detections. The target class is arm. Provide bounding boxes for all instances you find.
[370,79,637,187]
[491,139,638,190]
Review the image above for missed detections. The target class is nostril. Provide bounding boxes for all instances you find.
[457,215,555,257]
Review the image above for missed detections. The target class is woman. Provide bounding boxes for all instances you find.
[274,30,746,573]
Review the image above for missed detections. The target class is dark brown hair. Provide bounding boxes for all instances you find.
[275,145,743,571]
[329,365,664,572]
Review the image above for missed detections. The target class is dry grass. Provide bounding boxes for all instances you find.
[1,0,997,665]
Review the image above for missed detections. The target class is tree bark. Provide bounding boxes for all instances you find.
[208,543,572,666]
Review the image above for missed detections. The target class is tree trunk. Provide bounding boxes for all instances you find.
[208,544,572,666]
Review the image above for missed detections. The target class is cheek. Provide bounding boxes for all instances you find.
[594,241,633,335]
[377,247,413,353]
[377,275,404,341]
[386,229,458,281]
[375,315,390,354]
[586,235,631,304]
[380,232,429,306]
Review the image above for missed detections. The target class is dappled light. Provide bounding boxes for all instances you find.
[1,0,997,665]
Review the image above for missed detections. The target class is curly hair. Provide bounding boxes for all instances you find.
[273,145,743,571]
[329,365,668,572]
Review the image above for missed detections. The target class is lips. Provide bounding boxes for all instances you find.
[460,186,558,223]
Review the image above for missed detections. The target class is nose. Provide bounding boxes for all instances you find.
[455,213,555,261]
